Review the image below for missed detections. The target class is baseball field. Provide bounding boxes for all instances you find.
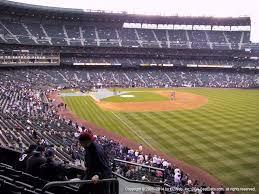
[61,88,259,190]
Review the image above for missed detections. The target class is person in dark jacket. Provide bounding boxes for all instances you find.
[78,132,112,194]
[19,144,37,170]
[26,145,46,177]
[40,149,68,181]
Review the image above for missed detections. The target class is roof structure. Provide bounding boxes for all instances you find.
[0,0,251,26]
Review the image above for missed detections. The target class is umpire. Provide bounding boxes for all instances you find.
[78,132,112,194]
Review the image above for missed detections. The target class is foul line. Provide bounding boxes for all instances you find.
[111,111,155,150]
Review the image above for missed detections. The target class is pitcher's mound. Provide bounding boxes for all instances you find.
[96,91,208,112]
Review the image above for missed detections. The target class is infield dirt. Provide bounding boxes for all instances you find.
[96,91,208,112]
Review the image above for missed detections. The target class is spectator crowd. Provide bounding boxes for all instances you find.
[0,66,251,193]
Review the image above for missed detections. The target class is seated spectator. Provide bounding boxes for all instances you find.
[162,159,168,168]
[19,144,37,169]
[32,129,38,139]
[156,170,163,177]
[187,179,192,186]
[141,175,149,181]
[26,145,46,176]
[40,149,68,181]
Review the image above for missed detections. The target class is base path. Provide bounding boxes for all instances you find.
[97,91,208,112]
[48,91,224,190]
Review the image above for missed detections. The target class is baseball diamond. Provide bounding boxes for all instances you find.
[61,88,259,190]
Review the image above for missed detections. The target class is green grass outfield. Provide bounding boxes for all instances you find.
[62,88,259,190]
[102,91,169,102]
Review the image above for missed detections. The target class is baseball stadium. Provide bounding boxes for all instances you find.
[0,0,258,194]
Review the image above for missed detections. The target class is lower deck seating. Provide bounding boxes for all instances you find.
[0,163,78,194]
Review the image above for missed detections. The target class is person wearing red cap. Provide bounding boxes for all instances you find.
[78,132,112,194]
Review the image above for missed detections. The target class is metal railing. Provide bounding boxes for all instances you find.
[114,158,165,182]
[41,158,171,194]
[113,172,165,186]
[113,158,170,193]
[41,178,119,194]
[113,172,172,194]
[114,159,165,171]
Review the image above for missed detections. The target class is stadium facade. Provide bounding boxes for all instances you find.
[0,0,258,68]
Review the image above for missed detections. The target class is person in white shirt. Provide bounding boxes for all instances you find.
[174,168,180,174]
[162,160,168,168]
[156,156,162,166]
[74,132,80,138]
[144,155,149,161]
[152,155,157,165]
[174,173,181,185]
[134,150,139,157]
[138,154,144,163]
[187,179,192,186]
[195,187,202,194]
[78,127,83,133]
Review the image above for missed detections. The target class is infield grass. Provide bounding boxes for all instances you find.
[102,91,169,102]
[62,88,259,190]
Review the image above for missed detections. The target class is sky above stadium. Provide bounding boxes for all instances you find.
[10,0,259,42]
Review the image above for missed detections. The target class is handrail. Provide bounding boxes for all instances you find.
[41,178,118,194]
[113,172,165,186]
[114,158,165,183]
[113,172,171,194]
